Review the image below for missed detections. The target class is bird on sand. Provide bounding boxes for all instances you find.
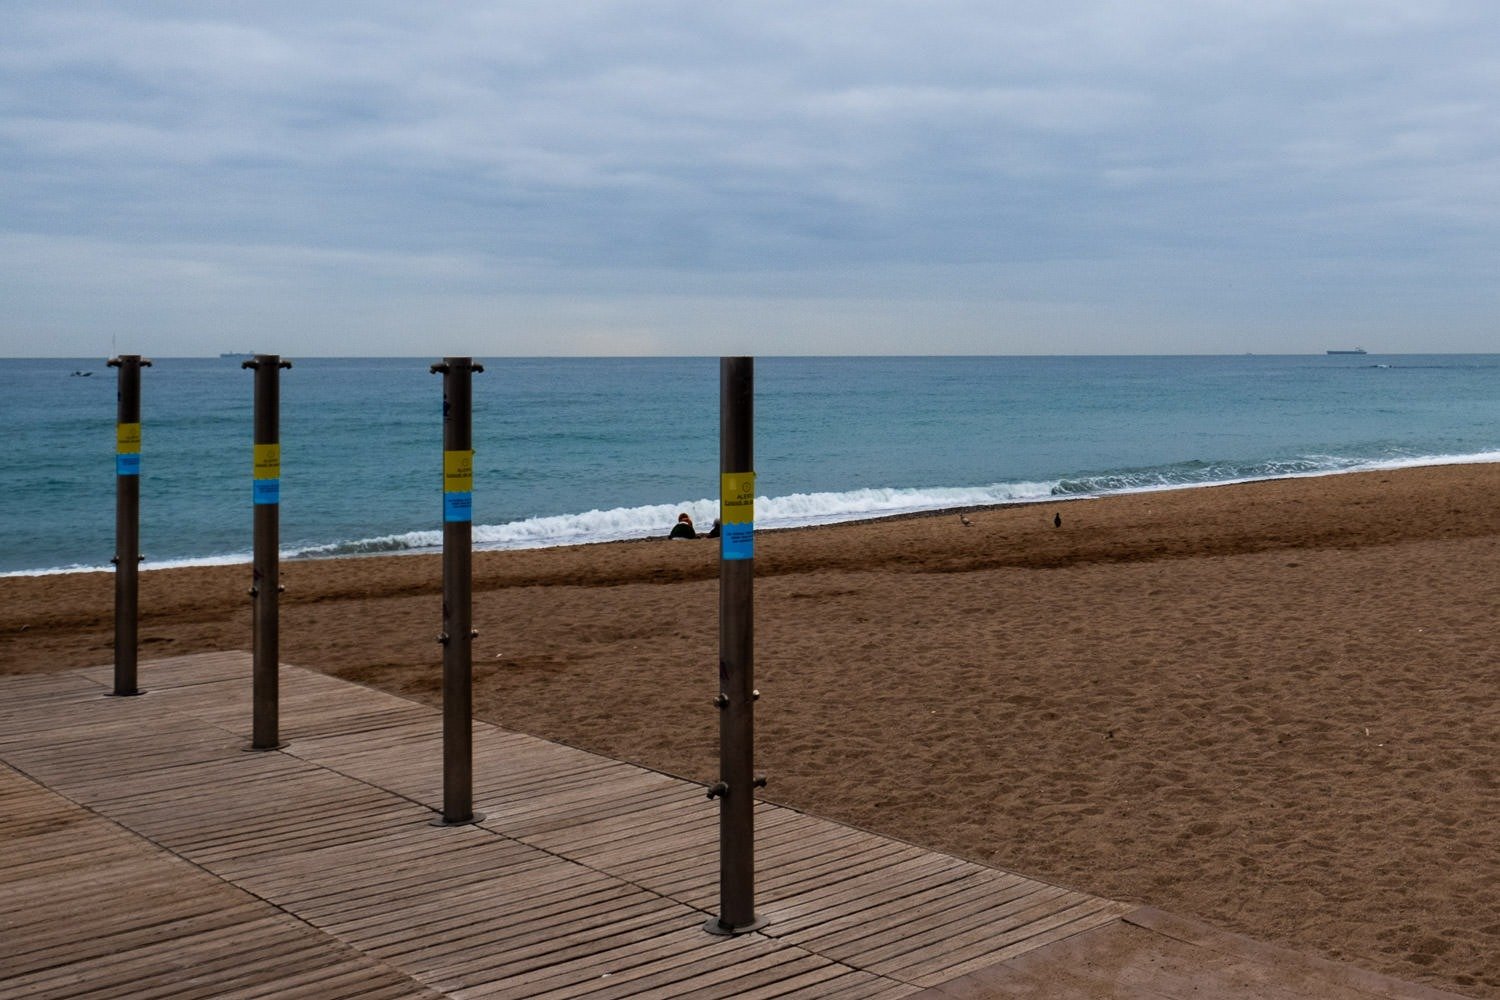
[959,513,974,527]
[1053,512,1062,528]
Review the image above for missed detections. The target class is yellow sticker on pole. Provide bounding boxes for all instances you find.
[252,443,280,479]
[444,450,474,492]
[721,472,755,522]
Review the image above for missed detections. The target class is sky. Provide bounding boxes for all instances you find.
[4,2,1500,357]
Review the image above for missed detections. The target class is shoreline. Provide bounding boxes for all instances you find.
[2,462,1498,996]
[8,452,1500,580]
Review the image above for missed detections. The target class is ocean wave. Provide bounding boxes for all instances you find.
[0,551,251,577]
[10,448,1500,576]
[1050,456,1363,496]
[283,448,1500,560]
[1053,450,1500,497]
[280,483,1066,560]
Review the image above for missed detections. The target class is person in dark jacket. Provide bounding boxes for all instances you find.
[669,512,697,539]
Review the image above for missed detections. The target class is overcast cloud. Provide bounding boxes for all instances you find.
[4,2,1500,356]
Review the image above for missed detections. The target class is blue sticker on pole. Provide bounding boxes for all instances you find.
[722,520,753,559]
[116,453,141,476]
[720,471,755,560]
[444,491,472,522]
[253,479,280,505]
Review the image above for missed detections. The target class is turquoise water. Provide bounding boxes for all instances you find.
[3,354,1498,575]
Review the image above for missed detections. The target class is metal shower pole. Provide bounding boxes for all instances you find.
[108,354,151,697]
[244,354,292,750]
[707,356,765,935]
[431,357,484,826]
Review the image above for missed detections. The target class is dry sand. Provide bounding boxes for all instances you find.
[3,463,1498,997]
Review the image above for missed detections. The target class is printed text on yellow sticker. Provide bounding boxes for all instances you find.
[444,450,474,492]
[721,471,755,524]
[253,443,280,479]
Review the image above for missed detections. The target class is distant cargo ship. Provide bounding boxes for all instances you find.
[219,351,254,358]
[1326,347,1367,355]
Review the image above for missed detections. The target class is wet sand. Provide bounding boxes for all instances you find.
[3,463,1497,997]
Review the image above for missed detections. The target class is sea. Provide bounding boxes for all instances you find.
[3,354,1499,577]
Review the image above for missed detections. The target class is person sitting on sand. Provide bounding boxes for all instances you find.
[669,512,697,539]
[705,518,721,538]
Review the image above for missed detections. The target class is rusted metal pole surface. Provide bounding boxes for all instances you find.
[108,354,151,697]
[707,356,764,935]
[432,357,484,825]
[245,354,292,750]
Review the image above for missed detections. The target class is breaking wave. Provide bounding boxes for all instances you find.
[14,449,1500,576]
[282,448,1500,561]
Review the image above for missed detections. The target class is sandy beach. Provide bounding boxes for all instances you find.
[3,463,1498,997]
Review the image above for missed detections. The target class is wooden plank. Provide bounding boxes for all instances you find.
[758,856,975,935]
[883,897,1123,982]
[758,841,929,903]
[0,757,443,1000]
[798,974,922,1000]
[602,950,843,1000]
[242,829,540,900]
[780,870,1035,950]
[7,901,270,975]
[5,656,1448,1000]
[278,844,555,916]
[344,874,657,953]
[75,651,250,689]
[409,897,697,985]
[902,900,1130,987]
[460,926,751,1000]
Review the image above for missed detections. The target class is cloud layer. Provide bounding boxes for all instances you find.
[5,2,1500,355]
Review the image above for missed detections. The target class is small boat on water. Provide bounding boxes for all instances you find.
[1326,347,1368,355]
[70,370,93,377]
[219,351,254,359]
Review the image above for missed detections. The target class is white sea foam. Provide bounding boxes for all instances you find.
[0,551,251,577]
[10,449,1500,576]
[281,448,1500,559]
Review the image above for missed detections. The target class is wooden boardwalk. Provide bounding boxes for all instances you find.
[0,653,1468,999]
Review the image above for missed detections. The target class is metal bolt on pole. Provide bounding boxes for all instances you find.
[431,357,484,826]
[108,354,152,697]
[244,355,292,750]
[706,356,766,935]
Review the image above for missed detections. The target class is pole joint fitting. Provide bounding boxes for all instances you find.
[248,586,258,598]
[752,689,760,701]
[713,693,729,709]
[437,632,450,645]
[707,781,729,800]
[431,361,484,374]
[753,774,767,789]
